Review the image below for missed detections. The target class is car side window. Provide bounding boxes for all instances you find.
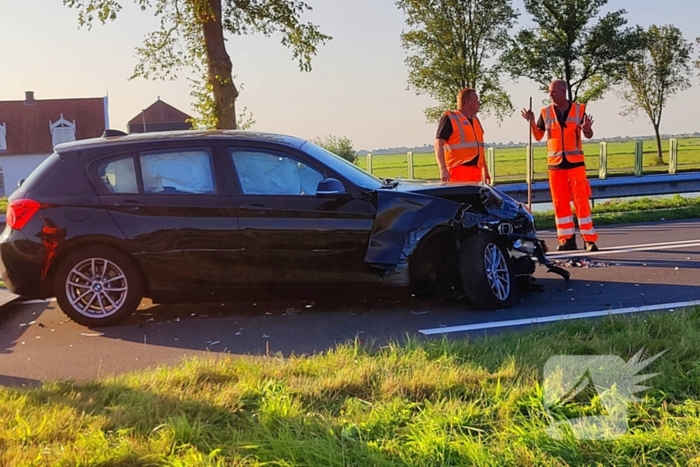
[139,149,215,194]
[98,157,139,194]
[230,149,324,196]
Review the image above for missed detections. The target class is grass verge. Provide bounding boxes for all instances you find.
[532,195,700,231]
[2,308,700,465]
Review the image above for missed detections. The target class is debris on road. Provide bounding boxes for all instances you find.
[80,332,104,337]
[556,258,609,268]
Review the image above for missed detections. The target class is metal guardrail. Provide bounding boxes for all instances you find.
[497,172,700,204]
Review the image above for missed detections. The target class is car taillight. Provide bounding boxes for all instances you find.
[6,199,42,230]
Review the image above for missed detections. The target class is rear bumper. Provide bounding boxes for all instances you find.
[0,226,51,298]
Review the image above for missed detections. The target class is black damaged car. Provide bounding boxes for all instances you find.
[0,130,568,326]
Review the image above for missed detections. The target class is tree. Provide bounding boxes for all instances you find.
[501,0,643,103]
[313,135,357,164]
[63,0,331,129]
[396,0,518,123]
[617,25,694,165]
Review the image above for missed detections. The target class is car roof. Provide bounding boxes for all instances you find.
[54,129,308,154]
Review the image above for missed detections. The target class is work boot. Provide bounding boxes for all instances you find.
[585,242,599,252]
[557,236,578,251]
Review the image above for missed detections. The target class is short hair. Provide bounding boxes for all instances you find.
[457,88,477,107]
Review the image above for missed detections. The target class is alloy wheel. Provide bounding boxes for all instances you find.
[484,243,511,301]
[65,257,129,318]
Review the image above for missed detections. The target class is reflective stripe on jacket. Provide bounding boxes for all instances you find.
[542,103,586,166]
[443,111,484,169]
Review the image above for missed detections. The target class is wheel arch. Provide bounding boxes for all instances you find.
[407,225,470,298]
[43,236,149,297]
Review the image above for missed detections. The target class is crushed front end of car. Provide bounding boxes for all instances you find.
[365,182,568,310]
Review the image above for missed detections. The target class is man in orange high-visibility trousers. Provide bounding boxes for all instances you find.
[521,79,599,252]
[434,88,491,184]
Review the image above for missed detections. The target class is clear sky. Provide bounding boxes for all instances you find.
[1,0,699,151]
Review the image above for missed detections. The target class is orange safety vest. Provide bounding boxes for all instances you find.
[443,111,485,169]
[542,102,586,166]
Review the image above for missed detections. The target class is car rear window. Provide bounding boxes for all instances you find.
[98,157,139,194]
[14,152,62,194]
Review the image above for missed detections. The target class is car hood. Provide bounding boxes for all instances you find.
[387,180,528,219]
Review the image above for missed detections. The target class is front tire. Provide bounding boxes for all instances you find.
[54,246,143,327]
[459,232,517,310]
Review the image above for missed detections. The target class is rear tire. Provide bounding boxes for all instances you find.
[459,232,517,310]
[54,246,143,327]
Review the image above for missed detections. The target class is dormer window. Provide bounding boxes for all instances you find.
[0,122,6,150]
[50,114,76,147]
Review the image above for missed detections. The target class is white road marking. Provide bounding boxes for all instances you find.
[419,300,700,335]
[546,238,700,258]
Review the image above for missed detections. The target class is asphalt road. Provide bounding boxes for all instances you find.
[1,219,699,387]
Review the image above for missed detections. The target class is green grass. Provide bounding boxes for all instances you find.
[3,308,700,465]
[359,137,700,183]
[533,194,700,230]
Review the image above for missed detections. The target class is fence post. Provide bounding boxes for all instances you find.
[634,140,643,177]
[487,147,496,184]
[669,138,678,175]
[599,142,608,180]
[366,153,372,174]
[407,151,414,179]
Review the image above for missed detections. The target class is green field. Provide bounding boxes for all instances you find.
[358,137,700,184]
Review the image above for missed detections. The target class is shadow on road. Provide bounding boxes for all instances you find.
[0,374,43,388]
[0,300,53,355]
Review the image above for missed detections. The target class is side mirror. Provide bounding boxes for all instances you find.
[316,177,349,198]
[17,179,25,188]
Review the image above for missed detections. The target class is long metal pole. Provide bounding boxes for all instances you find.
[527,97,533,210]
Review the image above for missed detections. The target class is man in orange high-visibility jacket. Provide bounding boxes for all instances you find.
[434,88,491,184]
[521,79,599,252]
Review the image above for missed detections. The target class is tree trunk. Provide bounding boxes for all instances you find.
[653,123,664,165]
[201,0,238,129]
[564,61,573,101]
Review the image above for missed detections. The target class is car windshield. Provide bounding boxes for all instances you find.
[300,141,384,190]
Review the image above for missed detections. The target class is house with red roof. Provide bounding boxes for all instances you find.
[127,97,192,133]
[0,91,109,196]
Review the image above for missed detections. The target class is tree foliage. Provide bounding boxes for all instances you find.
[501,0,643,103]
[396,0,518,123]
[62,0,331,129]
[696,37,700,77]
[617,25,694,165]
[313,135,357,164]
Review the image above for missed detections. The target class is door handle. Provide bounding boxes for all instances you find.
[240,204,273,212]
[113,200,145,210]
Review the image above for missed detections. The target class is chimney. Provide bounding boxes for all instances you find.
[25,91,35,104]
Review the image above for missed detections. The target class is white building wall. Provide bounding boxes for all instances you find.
[0,153,52,197]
